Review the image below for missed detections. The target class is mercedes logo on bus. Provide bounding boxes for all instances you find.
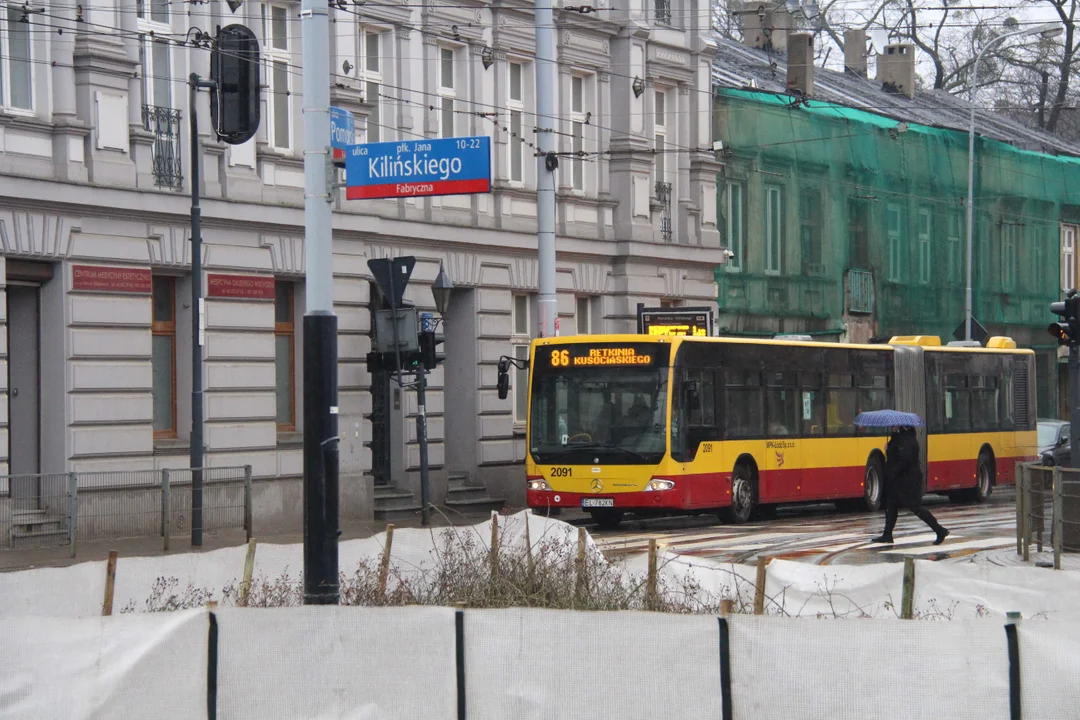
[591,479,604,493]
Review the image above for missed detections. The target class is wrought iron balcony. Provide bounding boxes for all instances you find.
[142,105,183,190]
[655,181,673,243]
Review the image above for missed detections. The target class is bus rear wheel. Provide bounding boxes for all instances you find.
[950,452,994,503]
[863,456,884,512]
[589,509,623,531]
[720,463,756,524]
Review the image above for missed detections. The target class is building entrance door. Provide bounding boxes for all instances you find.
[8,282,42,510]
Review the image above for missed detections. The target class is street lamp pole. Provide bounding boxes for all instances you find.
[965,23,1062,341]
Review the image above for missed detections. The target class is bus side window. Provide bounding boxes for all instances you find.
[799,372,824,436]
[826,373,856,436]
[725,370,763,439]
[944,373,970,433]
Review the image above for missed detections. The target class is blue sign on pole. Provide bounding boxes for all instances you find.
[345,136,492,200]
[330,107,355,164]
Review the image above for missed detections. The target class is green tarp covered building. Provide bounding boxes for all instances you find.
[711,30,1080,418]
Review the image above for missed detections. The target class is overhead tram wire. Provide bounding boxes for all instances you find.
[29,11,1080,192]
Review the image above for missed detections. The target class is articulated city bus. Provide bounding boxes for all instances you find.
[498,334,1037,529]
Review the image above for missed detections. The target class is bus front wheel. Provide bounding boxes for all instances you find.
[721,464,756,524]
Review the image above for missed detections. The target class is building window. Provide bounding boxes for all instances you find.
[1063,224,1076,292]
[137,5,172,111]
[765,185,783,275]
[360,28,383,143]
[439,46,456,138]
[275,282,296,430]
[947,211,963,286]
[917,208,931,284]
[509,61,525,183]
[576,296,595,334]
[0,7,33,112]
[656,180,673,243]
[511,294,532,424]
[152,277,177,438]
[800,189,822,274]
[724,181,744,272]
[848,199,870,269]
[263,4,292,150]
[570,75,589,192]
[1002,221,1019,291]
[654,90,666,184]
[655,0,672,24]
[886,203,903,282]
[1031,225,1045,292]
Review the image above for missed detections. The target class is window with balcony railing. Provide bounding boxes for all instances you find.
[656,181,673,242]
[142,105,183,190]
[655,0,672,25]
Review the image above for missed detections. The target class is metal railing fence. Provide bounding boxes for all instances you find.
[0,466,252,557]
[1016,461,1080,569]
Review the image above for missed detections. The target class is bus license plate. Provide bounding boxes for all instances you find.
[582,498,614,508]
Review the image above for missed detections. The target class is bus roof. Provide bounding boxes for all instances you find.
[532,334,1035,355]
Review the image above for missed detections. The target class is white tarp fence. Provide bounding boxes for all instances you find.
[3,606,1079,719]
[0,511,1077,621]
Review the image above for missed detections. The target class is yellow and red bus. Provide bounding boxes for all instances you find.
[498,333,1037,529]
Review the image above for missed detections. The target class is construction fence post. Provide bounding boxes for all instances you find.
[243,465,253,542]
[162,469,171,552]
[1053,468,1064,570]
[1015,462,1024,557]
[68,472,78,559]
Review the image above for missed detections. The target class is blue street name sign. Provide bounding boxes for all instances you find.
[330,107,355,165]
[345,136,492,200]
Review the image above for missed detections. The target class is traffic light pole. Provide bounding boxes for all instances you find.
[188,73,216,547]
[415,364,431,526]
[300,0,339,605]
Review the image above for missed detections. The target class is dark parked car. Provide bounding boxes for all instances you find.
[1039,420,1071,467]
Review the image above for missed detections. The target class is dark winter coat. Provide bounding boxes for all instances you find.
[884,429,924,508]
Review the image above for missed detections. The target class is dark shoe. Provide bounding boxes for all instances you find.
[933,528,950,546]
[871,535,894,544]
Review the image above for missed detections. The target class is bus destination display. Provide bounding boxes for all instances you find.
[542,344,668,369]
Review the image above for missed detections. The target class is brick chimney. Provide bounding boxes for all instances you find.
[843,28,867,77]
[735,2,794,53]
[787,33,814,96]
[877,43,916,99]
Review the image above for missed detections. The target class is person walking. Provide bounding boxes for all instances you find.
[872,426,950,545]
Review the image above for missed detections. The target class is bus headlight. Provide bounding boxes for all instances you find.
[527,478,552,492]
[645,478,676,492]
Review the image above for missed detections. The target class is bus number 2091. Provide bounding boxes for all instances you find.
[550,467,572,477]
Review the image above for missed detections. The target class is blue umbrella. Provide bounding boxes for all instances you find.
[854,409,925,428]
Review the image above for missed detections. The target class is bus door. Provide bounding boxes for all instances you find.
[762,373,802,503]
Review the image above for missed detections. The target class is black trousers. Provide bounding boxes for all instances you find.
[882,500,946,537]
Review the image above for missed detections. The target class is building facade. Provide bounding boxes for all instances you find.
[0,0,724,520]
[711,24,1080,419]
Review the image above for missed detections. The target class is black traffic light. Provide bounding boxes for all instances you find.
[211,24,261,145]
[419,331,445,370]
[1050,290,1080,346]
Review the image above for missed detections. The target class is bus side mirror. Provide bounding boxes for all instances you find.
[497,372,510,400]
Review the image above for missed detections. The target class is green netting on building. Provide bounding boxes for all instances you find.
[712,86,1080,348]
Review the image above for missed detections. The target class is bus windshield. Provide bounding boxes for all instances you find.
[530,367,668,465]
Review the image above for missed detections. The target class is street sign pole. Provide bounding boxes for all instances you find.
[300,0,339,606]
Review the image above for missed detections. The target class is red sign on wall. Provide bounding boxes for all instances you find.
[72,265,153,294]
[206,274,276,300]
